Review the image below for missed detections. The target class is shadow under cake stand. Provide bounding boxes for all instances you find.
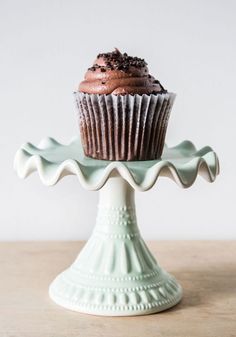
[14,136,219,316]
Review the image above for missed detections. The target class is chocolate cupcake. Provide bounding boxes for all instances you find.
[75,49,175,161]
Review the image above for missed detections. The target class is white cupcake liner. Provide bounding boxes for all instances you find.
[75,92,176,161]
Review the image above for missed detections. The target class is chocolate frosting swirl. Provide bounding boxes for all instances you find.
[78,49,167,95]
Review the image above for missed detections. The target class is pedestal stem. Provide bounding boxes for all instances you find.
[99,174,135,207]
[94,174,139,238]
[49,174,182,316]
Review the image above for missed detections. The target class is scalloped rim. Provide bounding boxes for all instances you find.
[14,137,219,191]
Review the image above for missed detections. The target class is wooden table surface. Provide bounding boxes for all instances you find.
[1,241,236,337]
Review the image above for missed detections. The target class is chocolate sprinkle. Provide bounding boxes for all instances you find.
[94,49,148,72]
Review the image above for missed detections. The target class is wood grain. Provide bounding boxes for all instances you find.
[1,241,236,337]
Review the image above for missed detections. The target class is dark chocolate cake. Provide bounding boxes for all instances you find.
[75,49,175,161]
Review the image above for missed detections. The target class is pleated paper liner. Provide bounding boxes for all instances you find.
[75,92,176,161]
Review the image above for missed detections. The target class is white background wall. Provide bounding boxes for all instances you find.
[1,0,235,240]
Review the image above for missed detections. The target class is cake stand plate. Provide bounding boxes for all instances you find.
[14,136,219,316]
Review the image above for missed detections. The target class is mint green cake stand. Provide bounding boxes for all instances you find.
[14,136,219,316]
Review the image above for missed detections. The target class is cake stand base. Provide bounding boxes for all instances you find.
[49,175,182,316]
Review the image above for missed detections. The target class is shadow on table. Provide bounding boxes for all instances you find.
[163,265,236,313]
